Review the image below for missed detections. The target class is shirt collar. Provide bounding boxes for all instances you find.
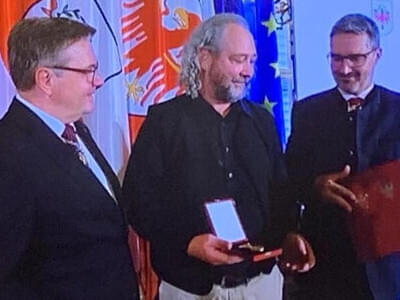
[196,94,243,118]
[338,83,375,101]
[15,94,66,138]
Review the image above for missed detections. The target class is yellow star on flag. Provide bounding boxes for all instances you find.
[126,78,144,102]
[270,62,280,78]
[262,13,276,36]
[263,96,277,116]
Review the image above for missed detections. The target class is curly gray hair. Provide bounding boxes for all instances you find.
[179,13,249,99]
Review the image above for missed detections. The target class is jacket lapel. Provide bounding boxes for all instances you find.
[237,102,271,197]
[9,99,86,175]
[75,121,123,202]
[8,99,120,204]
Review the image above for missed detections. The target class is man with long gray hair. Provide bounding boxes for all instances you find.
[286,13,400,300]
[123,13,314,300]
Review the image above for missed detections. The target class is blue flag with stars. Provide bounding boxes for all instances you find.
[215,0,285,144]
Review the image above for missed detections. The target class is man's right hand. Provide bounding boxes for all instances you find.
[313,165,356,212]
[187,234,244,265]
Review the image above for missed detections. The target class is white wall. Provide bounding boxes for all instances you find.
[293,0,400,100]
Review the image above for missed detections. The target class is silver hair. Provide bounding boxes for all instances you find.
[179,13,249,99]
[330,14,380,49]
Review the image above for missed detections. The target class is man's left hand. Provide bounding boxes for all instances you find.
[279,232,315,274]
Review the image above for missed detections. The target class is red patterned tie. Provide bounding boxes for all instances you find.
[348,97,363,112]
[62,124,78,143]
[62,124,88,166]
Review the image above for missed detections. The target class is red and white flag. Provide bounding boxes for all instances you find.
[122,0,214,140]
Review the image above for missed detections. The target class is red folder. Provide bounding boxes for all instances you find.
[344,160,400,262]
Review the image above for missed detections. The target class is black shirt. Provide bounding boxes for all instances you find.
[195,98,265,244]
[123,94,290,294]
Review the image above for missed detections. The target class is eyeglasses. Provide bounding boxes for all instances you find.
[327,48,377,67]
[47,64,98,85]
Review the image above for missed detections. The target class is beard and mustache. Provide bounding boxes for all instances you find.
[213,80,249,103]
[209,67,251,103]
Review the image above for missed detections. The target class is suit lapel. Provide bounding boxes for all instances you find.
[236,104,270,195]
[75,121,123,201]
[8,99,120,205]
[234,101,274,219]
[9,99,85,175]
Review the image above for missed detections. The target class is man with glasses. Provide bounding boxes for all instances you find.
[0,17,138,299]
[48,64,99,86]
[286,13,400,300]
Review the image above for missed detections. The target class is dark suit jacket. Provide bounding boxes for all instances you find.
[286,85,400,300]
[0,99,138,300]
[123,94,292,295]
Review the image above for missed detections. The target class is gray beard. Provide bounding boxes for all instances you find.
[214,85,246,103]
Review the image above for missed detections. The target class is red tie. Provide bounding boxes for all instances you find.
[62,124,87,166]
[62,124,78,144]
[348,97,363,112]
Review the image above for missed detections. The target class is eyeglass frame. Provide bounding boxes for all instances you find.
[45,64,99,85]
[327,48,378,67]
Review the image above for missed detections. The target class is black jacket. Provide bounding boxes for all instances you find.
[123,94,292,295]
[286,85,400,300]
[0,99,139,300]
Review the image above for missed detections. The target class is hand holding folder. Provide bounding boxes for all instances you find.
[343,160,400,261]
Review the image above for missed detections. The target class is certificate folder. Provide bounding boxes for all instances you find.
[343,160,400,261]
